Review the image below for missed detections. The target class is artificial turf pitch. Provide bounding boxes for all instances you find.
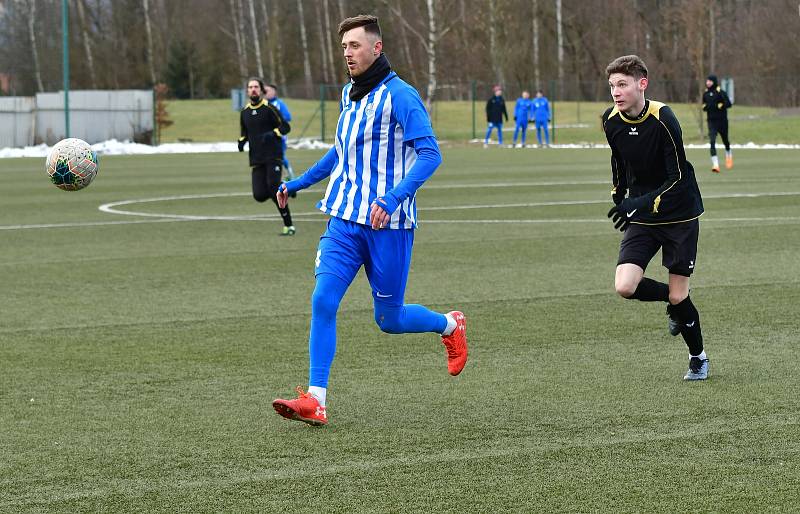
[2,147,799,512]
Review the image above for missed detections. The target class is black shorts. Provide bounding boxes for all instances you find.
[617,219,699,277]
[251,162,283,203]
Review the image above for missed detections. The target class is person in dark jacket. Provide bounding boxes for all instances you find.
[239,77,295,235]
[484,85,508,147]
[702,74,733,172]
[603,55,709,381]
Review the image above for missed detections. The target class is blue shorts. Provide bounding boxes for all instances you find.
[315,216,414,306]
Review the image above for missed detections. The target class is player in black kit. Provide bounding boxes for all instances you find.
[702,74,733,172]
[239,77,295,235]
[602,55,709,380]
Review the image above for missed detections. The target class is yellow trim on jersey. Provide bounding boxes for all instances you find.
[245,99,267,110]
[616,100,666,124]
[652,110,683,214]
[631,213,703,226]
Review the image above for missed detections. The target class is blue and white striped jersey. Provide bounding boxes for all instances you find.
[318,72,435,229]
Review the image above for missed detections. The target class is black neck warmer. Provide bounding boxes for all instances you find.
[349,53,392,101]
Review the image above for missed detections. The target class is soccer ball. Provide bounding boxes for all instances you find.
[45,138,99,191]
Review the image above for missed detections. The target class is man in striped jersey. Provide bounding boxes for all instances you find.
[271,15,467,426]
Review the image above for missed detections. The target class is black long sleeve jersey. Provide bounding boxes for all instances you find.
[602,100,704,225]
[239,99,290,167]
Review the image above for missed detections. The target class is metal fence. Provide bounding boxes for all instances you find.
[0,96,35,148]
[0,90,154,147]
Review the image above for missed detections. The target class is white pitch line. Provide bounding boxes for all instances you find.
[2,191,799,231]
[422,216,800,224]
[98,190,800,218]
[7,215,800,231]
[0,218,198,230]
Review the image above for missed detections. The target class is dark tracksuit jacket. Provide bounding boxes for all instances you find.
[486,96,508,124]
[702,79,732,124]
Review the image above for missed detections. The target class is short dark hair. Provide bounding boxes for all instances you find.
[605,55,648,80]
[338,14,381,38]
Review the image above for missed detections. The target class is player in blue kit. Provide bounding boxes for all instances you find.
[532,90,550,147]
[264,83,296,182]
[271,14,468,426]
[512,90,532,148]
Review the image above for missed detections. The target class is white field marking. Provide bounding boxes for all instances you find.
[421,217,800,224]
[99,190,800,218]
[2,190,799,231]
[8,215,800,231]
[0,219,200,230]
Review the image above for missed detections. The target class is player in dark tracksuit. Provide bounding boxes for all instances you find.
[604,55,709,381]
[702,74,733,172]
[239,77,295,235]
[484,86,508,146]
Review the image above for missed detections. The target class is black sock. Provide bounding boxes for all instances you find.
[671,296,704,356]
[278,206,293,226]
[630,277,670,302]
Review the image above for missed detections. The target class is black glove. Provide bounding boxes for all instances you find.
[607,197,646,232]
[238,139,246,152]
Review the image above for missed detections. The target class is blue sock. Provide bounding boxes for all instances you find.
[308,273,350,388]
[374,302,447,335]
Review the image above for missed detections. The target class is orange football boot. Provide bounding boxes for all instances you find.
[441,311,468,376]
[711,166,720,173]
[725,154,733,169]
[273,387,328,426]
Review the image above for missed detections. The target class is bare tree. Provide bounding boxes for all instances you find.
[247,0,264,77]
[556,0,564,99]
[296,0,313,97]
[322,0,338,84]
[395,3,420,87]
[708,3,716,73]
[488,0,503,85]
[259,0,275,80]
[314,0,333,85]
[673,0,710,134]
[381,0,457,110]
[235,0,249,76]
[228,0,247,81]
[272,0,287,88]
[75,0,98,88]
[532,0,540,89]
[141,0,156,85]
[25,0,45,92]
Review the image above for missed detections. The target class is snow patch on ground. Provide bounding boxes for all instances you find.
[470,139,800,149]
[0,138,332,159]
[2,138,798,159]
